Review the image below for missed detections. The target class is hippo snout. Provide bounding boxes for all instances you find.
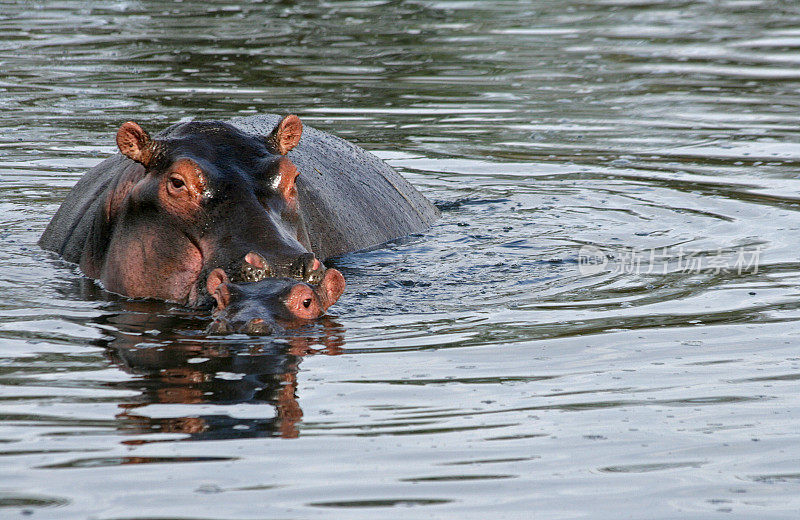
[232,251,330,287]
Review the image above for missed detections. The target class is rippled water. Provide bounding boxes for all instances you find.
[3,1,800,518]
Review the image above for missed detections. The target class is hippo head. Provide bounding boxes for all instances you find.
[205,262,345,335]
[89,115,344,318]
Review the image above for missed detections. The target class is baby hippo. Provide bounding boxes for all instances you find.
[205,264,345,335]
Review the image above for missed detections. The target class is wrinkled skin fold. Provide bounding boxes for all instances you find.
[39,113,439,332]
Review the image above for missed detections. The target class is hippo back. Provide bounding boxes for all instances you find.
[229,114,439,260]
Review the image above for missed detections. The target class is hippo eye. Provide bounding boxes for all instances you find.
[302,299,312,308]
[170,176,185,190]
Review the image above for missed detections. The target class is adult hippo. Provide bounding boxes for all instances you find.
[40,113,439,332]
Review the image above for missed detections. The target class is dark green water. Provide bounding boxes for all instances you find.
[2,1,800,518]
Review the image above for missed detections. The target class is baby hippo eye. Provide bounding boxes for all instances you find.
[170,176,185,189]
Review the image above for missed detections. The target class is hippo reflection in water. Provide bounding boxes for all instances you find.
[40,114,439,333]
[103,304,346,440]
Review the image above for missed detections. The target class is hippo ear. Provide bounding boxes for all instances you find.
[117,121,156,166]
[206,268,231,310]
[267,115,303,155]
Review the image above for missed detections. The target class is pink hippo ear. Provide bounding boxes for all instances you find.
[206,268,232,310]
[268,115,303,155]
[117,121,155,166]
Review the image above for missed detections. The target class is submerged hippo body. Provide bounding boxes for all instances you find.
[40,114,438,329]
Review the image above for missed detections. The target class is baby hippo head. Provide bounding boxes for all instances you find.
[205,267,345,335]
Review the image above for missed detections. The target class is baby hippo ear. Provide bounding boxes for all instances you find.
[206,268,232,310]
[117,121,155,167]
[267,114,303,155]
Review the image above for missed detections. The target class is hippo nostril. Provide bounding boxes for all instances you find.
[298,254,325,285]
[245,252,268,269]
[245,318,273,335]
[299,256,310,278]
